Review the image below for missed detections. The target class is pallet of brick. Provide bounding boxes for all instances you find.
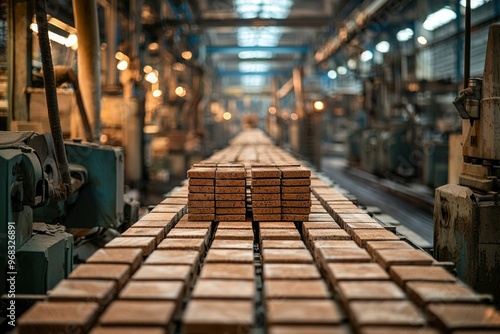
[215,164,247,222]
[251,165,282,221]
[279,166,311,222]
[187,166,216,221]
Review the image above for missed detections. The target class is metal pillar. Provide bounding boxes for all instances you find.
[72,0,101,142]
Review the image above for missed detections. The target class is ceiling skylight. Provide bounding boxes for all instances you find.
[238,51,274,59]
[239,62,270,73]
[423,7,457,31]
[460,0,491,9]
[234,0,293,19]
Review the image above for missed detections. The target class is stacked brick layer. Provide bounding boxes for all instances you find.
[18,129,500,334]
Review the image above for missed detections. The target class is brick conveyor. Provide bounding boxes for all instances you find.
[17,129,500,333]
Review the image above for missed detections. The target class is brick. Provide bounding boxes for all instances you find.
[192,279,255,300]
[252,186,281,194]
[211,239,254,250]
[104,237,156,257]
[281,178,311,186]
[187,167,216,178]
[264,280,330,299]
[279,167,311,178]
[187,213,216,221]
[47,279,115,306]
[282,200,311,207]
[344,222,385,235]
[99,300,176,327]
[406,281,481,306]
[132,265,192,284]
[326,263,389,284]
[188,193,215,201]
[252,193,281,201]
[188,200,214,207]
[282,207,311,214]
[348,301,426,327]
[167,228,209,240]
[145,250,199,267]
[200,263,255,280]
[306,229,350,246]
[132,220,172,231]
[205,249,254,264]
[306,214,334,222]
[218,221,253,229]
[303,222,341,232]
[262,248,314,264]
[216,168,246,180]
[312,240,359,250]
[268,326,347,334]
[389,265,456,287]
[89,327,165,334]
[358,328,440,334]
[69,264,130,288]
[216,179,246,187]
[188,207,216,214]
[266,299,342,326]
[352,229,400,247]
[337,281,406,303]
[121,227,165,245]
[175,220,212,229]
[150,204,186,214]
[263,264,321,280]
[282,214,310,222]
[159,198,188,206]
[254,214,282,221]
[252,168,281,178]
[18,301,99,334]
[87,248,143,272]
[318,247,371,264]
[374,249,435,269]
[260,228,301,240]
[139,212,178,222]
[189,178,214,186]
[119,281,185,303]
[251,178,281,186]
[157,238,204,253]
[365,241,414,256]
[183,300,254,334]
[262,240,306,249]
[281,188,311,194]
[426,304,500,331]
[215,201,246,208]
[252,200,281,207]
[216,214,247,221]
[260,222,296,229]
[282,193,311,201]
[215,186,245,194]
[215,229,254,240]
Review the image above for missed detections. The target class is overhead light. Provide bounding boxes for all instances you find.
[223,112,232,121]
[144,125,160,134]
[375,41,390,53]
[181,51,193,60]
[65,33,78,48]
[115,52,126,60]
[175,86,186,97]
[234,0,292,19]
[173,62,186,71]
[143,65,153,73]
[268,107,277,115]
[290,113,298,121]
[148,42,159,51]
[460,0,490,9]
[145,71,158,83]
[347,59,357,70]
[117,60,128,71]
[238,51,273,59]
[417,36,428,45]
[313,101,325,111]
[152,89,162,98]
[360,50,373,62]
[396,28,414,42]
[30,23,67,46]
[242,75,266,87]
[239,62,270,73]
[327,70,337,79]
[337,66,347,75]
[423,7,456,31]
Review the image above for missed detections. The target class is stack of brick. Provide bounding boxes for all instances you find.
[187,165,216,221]
[280,166,312,222]
[251,165,282,222]
[215,164,247,221]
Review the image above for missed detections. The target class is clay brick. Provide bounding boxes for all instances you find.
[389,265,456,287]
[263,264,321,280]
[215,186,245,194]
[215,193,246,201]
[262,248,314,264]
[252,193,281,201]
[205,249,254,264]
[192,279,255,299]
[266,299,342,326]
[303,222,341,232]
[358,328,440,334]
[279,167,311,178]
[200,263,255,280]
[214,229,254,240]
[217,221,253,229]
[312,240,359,250]
[337,281,406,303]
[187,167,216,178]
[349,301,426,327]
[157,238,205,252]
[326,263,389,284]
[119,281,185,303]
[262,240,306,249]
[187,213,215,221]
[188,207,216,214]
[145,250,199,267]
[175,220,212,229]
[365,241,414,257]
[264,280,330,299]
[254,214,282,221]
[47,279,116,306]
[306,214,334,222]
[216,214,247,221]
[260,228,301,240]
[187,200,214,207]
[150,204,186,214]
[183,300,254,334]
[406,281,481,306]
[252,186,281,194]
[216,201,246,208]
[18,301,99,334]
[252,168,281,178]
[99,300,176,327]
[252,200,281,207]
[121,227,165,245]
[281,214,310,222]
[260,222,296,229]
[69,264,130,288]
[216,179,246,187]
[188,193,215,201]
[281,187,311,194]
[139,212,177,222]
[252,178,281,186]
[167,228,209,240]
[306,229,350,245]
[281,193,311,201]
[282,207,311,214]
[89,327,165,334]
[426,304,500,331]
[159,198,188,206]
[211,239,254,250]
[87,248,143,272]
[133,220,172,231]
[344,222,384,235]
[318,247,371,264]
[281,178,311,186]
[268,326,347,334]
[216,168,246,180]
[189,178,214,186]
[374,249,435,269]
[352,229,400,247]
[132,265,192,283]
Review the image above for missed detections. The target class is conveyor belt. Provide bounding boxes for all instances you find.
[17,129,500,333]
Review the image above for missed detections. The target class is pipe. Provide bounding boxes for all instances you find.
[72,0,101,142]
[34,0,72,198]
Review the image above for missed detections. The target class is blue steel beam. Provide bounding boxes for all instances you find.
[206,46,309,54]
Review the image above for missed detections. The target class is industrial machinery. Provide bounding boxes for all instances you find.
[434,24,500,305]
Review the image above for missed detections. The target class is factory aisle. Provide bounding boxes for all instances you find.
[322,156,434,247]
